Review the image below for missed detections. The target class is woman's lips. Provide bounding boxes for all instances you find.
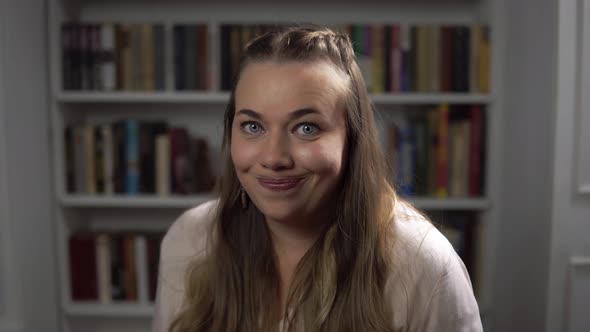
[256,177,305,191]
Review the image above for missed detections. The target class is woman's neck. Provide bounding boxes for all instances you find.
[265,216,327,309]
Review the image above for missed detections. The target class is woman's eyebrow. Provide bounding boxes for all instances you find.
[236,107,323,121]
[236,109,262,119]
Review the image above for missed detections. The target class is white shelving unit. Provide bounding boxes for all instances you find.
[48,1,502,331]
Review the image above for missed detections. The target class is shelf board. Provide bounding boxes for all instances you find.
[64,300,488,319]
[56,91,230,104]
[370,93,491,104]
[60,194,489,210]
[56,91,491,105]
[59,194,214,208]
[64,303,154,318]
[406,197,490,210]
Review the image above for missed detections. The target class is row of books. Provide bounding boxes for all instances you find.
[61,22,490,94]
[64,120,216,195]
[61,23,210,91]
[220,24,490,93]
[390,104,485,197]
[68,232,164,302]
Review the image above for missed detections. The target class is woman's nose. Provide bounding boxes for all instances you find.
[260,133,294,171]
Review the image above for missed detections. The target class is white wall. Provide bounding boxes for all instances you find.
[493,0,557,330]
[0,0,59,331]
[546,0,590,331]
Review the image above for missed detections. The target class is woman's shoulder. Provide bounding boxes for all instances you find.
[391,200,454,271]
[152,200,218,332]
[387,200,482,331]
[161,199,218,260]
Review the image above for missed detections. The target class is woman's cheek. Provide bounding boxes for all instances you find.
[294,140,343,175]
[231,138,258,172]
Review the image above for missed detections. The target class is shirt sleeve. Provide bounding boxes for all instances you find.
[420,251,483,332]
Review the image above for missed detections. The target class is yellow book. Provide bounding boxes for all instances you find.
[478,26,490,92]
[140,24,155,91]
[469,25,479,93]
[371,25,385,93]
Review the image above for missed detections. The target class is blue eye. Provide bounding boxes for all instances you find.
[295,123,320,136]
[240,121,263,135]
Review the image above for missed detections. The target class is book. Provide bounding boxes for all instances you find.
[427,109,440,196]
[436,104,450,198]
[64,127,75,193]
[61,23,74,90]
[126,120,140,194]
[191,137,216,192]
[96,233,112,303]
[478,26,491,93]
[112,121,127,194]
[94,126,105,193]
[110,233,126,300]
[140,24,156,91]
[69,232,98,300]
[174,25,186,90]
[400,24,411,92]
[101,124,114,194]
[135,235,149,303]
[83,125,96,194]
[100,23,116,90]
[440,26,453,92]
[123,234,137,300]
[156,134,171,196]
[469,105,484,196]
[170,127,192,194]
[154,24,166,91]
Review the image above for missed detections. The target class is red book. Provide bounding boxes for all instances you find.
[391,24,402,92]
[436,104,450,198]
[123,234,137,301]
[469,105,483,196]
[69,232,98,300]
[440,26,453,92]
[169,128,192,194]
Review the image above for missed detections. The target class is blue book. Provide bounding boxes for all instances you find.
[398,126,416,196]
[126,119,139,194]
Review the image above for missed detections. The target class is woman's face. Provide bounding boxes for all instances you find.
[231,60,348,225]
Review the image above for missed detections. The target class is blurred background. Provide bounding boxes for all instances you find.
[0,0,589,331]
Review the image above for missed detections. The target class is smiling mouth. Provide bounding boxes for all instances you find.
[256,176,305,191]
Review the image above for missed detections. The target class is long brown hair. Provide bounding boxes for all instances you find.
[170,25,400,332]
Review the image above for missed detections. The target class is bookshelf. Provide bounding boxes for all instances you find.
[49,0,502,331]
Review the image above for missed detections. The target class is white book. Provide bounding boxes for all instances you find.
[96,234,112,304]
[100,24,116,90]
[135,235,149,304]
[156,134,170,196]
[101,124,114,194]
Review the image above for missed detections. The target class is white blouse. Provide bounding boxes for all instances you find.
[151,200,483,332]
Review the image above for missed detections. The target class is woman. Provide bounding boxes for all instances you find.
[152,25,482,332]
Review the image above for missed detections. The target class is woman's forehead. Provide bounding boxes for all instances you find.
[234,61,348,118]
